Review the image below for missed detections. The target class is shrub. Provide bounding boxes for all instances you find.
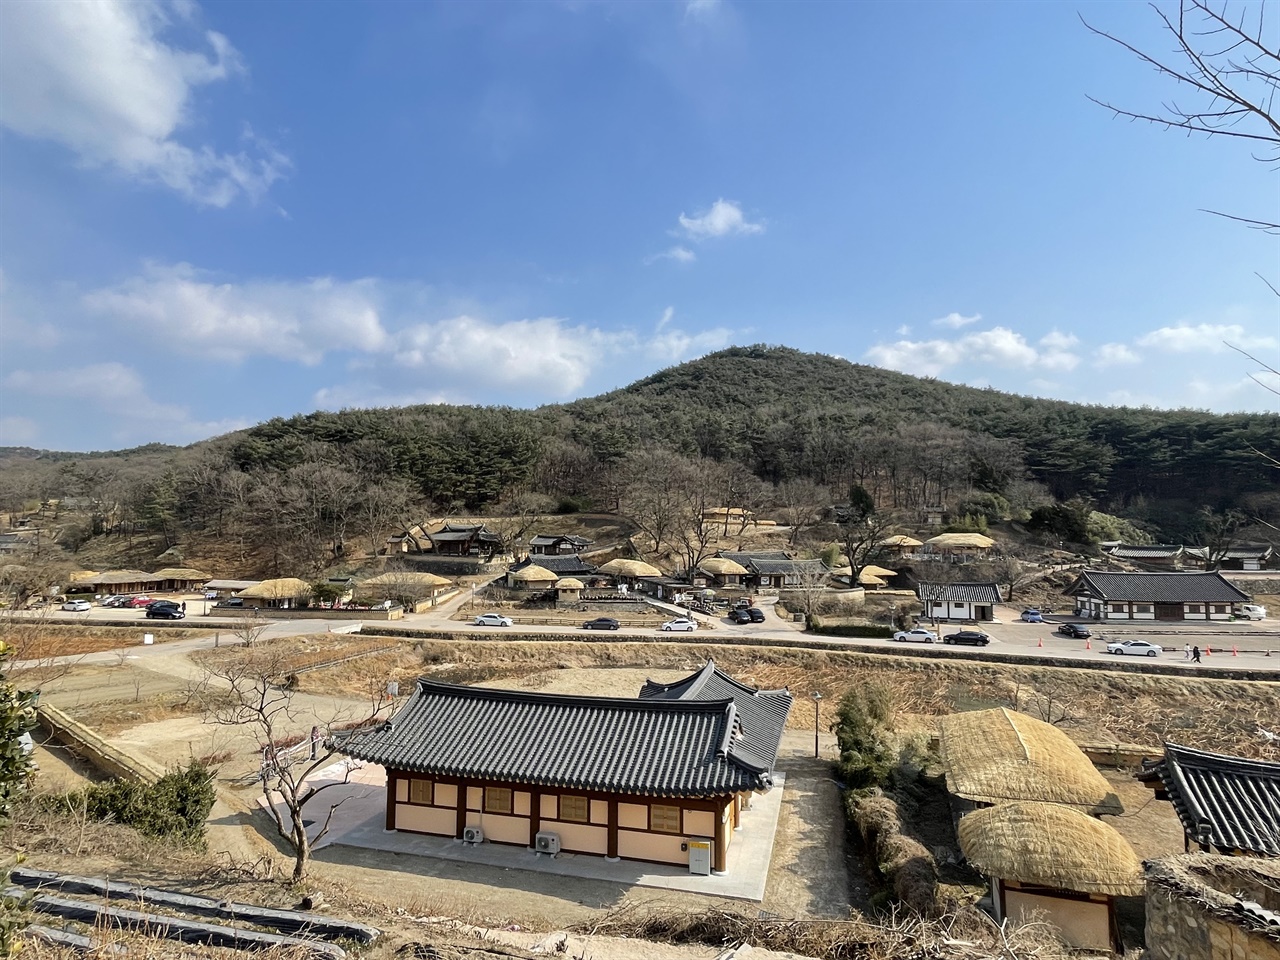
[554,497,584,514]
[808,619,894,639]
[56,761,215,848]
[833,683,895,789]
[942,512,988,534]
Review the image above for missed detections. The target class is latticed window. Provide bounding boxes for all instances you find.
[409,779,432,804]
[559,795,589,823]
[651,804,681,834]
[485,787,513,814]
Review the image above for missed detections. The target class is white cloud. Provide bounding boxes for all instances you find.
[677,199,764,240]
[0,0,288,206]
[895,324,911,336]
[657,306,675,330]
[84,263,388,364]
[866,326,1039,378]
[4,362,247,444]
[1096,343,1140,367]
[645,245,696,265]
[932,312,981,329]
[1136,322,1278,354]
[1037,330,1080,371]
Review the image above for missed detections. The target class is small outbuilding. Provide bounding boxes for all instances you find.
[150,568,212,593]
[358,571,452,611]
[959,801,1145,952]
[916,581,1001,621]
[695,557,750,587]
[923,533,995,556]
[507,564,558,590]
[204,578,261,599]
[235,577,313,609]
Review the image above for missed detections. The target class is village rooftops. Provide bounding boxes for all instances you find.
[338,675,788,797]
[1105,544,1185,560]
[717,551,826,576]
[528,534,592,549]
[1138,743,1280,857]
[915,582,1002,604]
[511,555,597,576]
[1065,571,1251,604]
[1183,544,1274,561]
[427,523,502,543]
[639,660,793,773]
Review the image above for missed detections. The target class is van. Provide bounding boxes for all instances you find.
[1238,604,1267,620]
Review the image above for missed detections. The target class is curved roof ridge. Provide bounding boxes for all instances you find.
[415,677,733,713]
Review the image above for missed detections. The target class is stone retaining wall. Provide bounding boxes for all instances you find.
[1145,855,1280,960]
[37,703,166,784]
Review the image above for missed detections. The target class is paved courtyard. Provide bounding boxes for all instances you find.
[267,760,787,902]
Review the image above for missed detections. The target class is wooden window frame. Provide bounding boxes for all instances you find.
[408,778,433,805]
[559,795,589,824]
[650,803,682,834]
[484,786,513,815]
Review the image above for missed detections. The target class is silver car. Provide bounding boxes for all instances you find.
[473,613,513,627]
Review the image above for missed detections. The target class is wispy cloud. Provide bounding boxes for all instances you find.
[644,245,696,265]
[932,312,980,329]
[677,199,764,240]
[0,0,288,206]
[1136,322,1278,354]
[1096,343,1140,367]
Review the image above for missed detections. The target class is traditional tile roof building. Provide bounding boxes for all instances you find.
[511,554,597,577]
[1138,743,1280,858]
[338,661,791,873]
[714,551,827,590]
[1065,571,1251,621]
[528,534,593,556]
[426,523,502,558]
[916,581,1002,622]
[1184,544,1275,572]
[1105,543,1187,569]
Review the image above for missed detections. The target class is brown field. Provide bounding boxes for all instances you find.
[3,623,196,660]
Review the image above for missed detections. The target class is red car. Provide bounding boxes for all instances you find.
[126,596,155,607]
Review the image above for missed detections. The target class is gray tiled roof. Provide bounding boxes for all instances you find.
[1067,571,1251,603]
[512,555,597,575]
[718,551,826,576]
[529,534,592,547]
[1139,743,1280,857]
[915,581,1002,604]
[338,678,777,796]
[1184,545,1274,561]
[1107,544,1184,559]
[638,661,792,772]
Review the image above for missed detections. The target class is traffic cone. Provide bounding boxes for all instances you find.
[1038,637,1043,648]
[1085,638,1091,651]
[1232,645,1238,657]
[1205,645,1212,656]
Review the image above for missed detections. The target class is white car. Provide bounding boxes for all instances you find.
[1106,639,1163,657]
[61,600,92,612]
[661,618,697,632]
[473,613,513,627]
[893,628,938,643]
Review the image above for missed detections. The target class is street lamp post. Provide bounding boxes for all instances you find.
[812,691,823,758]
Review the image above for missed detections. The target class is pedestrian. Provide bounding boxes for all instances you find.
[1192,645,1202,664]
[1184,642,1191,661]
[181,600,187,613]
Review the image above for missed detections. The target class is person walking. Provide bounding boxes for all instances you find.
[1191,645,1202,664]
[181,600,187,613]
[1184,642,1191,661]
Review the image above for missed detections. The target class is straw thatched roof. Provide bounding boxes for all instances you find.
[698,557,750,576]
[77,569,154,586]
[880,535,923,548]
[925,533,995,549]
[958,801,1144,897]
[236,577,313,600]
[940,708,1122,814]
[597,558,663,578]
[360,571,451,589]
[858,573,888,587]
[860,564,898,579]
[152,567,211,581]
[509,564,557,582]
[555,577,585,590]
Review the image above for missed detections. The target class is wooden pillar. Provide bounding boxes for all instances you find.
[385,770,397,831]
[607,800,618,859]
[530,789,541,844]
[455,781,467,839]
[713,800,727,873]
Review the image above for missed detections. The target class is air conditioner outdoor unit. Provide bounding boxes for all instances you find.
[462,825,484,844]
[534,831,561,855]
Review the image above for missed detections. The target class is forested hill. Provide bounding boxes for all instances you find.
[3,346,1277,545]
[562,346,1278,507]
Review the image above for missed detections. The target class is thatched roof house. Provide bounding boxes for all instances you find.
[939,708,1122,815]
[359,571,451,601]
[959,801,1144,951]
[71,569,158,593]
[507,563,557,589]
[924,533,995,553]
[597,558,662,579]
[555,577,585,591]
[236,577,312,608]
[152,567,212,591]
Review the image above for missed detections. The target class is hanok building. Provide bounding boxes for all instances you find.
[150,568,212,593]
[713,551,828,591]
[1184,544,1276,572]
[426,523,503,559]
[234,577,313,610]
[1104,543,1187,570]
[510,554,597,580]
[337,661,792,874]
[528,534,593,556]
[1138,743,1280,858]
[70,569,161,596]
[916,581,1002,622]
[1065,571,1252,621]
[204,578,261,599]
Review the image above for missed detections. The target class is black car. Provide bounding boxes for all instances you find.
[728,608,752,624]
[582,617,620,631]
[1056,622,1091,639]
[942,630,989,646]
[146,604,185,620]
[747,607,766,623]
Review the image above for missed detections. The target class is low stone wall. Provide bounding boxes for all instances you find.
[37,703,166,784]
[216,606,403,621]
[1145,855,1280,960]
[400,556,508,577]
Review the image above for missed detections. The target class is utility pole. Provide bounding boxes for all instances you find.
[812,691,823,758]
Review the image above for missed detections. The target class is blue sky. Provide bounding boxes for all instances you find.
[1,0,1277,451]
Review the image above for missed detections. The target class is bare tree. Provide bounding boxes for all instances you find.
[782,555,832,621]
[357,478,418,556]
[986,552,1042,603]
[776,478,831,544]
[837,485,898,586]
[197,647,390,881]
[484,490,552,556]
[232,616,272,648]
[1084,1,1279,232]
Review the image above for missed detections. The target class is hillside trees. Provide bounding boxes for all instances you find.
[838,485,897,585]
